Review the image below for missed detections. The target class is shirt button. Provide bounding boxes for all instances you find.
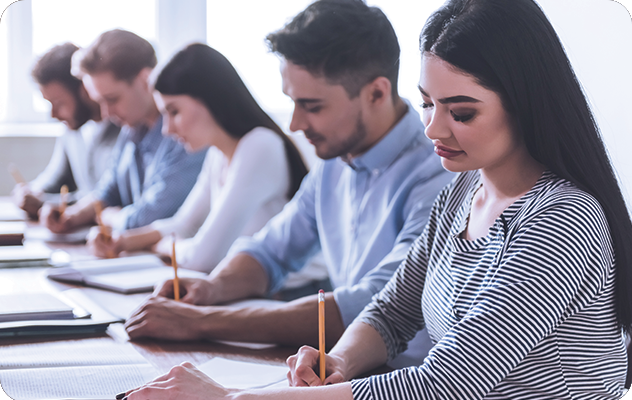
[451,306,459,319]
[372,169,380,176]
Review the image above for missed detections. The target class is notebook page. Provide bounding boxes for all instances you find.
[0,363,158,400]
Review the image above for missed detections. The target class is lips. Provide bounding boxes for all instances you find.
[434,144,464,159]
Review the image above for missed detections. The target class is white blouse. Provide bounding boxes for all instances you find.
[151,127,291,272]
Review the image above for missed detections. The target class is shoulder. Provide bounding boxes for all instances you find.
[236,127,285,155]
[525,173,607,224]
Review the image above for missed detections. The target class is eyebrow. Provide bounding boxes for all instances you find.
[295,98,322,106]
[418,85,482,104]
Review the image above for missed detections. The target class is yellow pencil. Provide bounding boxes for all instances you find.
[8,163,25,184]
[172,233,180,301]
[59,185,68,215]
[318,289,326,383]
[93,201,114,259]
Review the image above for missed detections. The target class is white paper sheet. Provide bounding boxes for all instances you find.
[0,340,158,400]
[197,357,288,390]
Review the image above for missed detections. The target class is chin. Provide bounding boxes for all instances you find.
[440,159,470,174]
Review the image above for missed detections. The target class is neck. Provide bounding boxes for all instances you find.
[214,131,240,164]
[142,103,161,128]
[90,103,102,123]
[352,97,408,157]
[478,150,545,202]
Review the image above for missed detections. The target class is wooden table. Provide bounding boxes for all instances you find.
[0,201,297,378]
[0,197,390,396]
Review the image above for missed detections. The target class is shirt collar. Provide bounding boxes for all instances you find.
[345,99,423,173]
[134,114,163,153]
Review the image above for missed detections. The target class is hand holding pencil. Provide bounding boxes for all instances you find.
[92,201,116,259]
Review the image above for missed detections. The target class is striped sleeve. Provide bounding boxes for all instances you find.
[351,178,623,399]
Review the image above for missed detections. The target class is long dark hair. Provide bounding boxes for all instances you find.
[421,0,632,332]
[153,43,308,199]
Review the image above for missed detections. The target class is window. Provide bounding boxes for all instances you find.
[0,0,156,122]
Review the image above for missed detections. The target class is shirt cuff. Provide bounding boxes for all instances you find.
[350,378,373,400]
[333,282,377,327]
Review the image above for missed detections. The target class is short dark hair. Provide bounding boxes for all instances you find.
[32,42,82,94]
[266,0,400,98]
[422,0,632,332]
[153,43,308,199]
[78,29,157,83]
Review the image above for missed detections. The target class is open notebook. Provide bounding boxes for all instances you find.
[0,339,159,400]
[46,255,208,294]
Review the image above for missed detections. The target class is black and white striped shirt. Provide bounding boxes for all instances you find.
[351,170,627,399]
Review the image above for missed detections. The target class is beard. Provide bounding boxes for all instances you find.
[305,112,368,160]
[69,91,94,130]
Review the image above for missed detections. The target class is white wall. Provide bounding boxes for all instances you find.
[536,0,632,207]
[0,0,630,204]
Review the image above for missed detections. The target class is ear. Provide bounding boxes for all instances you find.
[362,76,393,108]
[135,67,153,90]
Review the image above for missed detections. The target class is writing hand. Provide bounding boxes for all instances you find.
[11,183,43,219]
[125,295,213,340]
[286,345,346,387]
[154,277,215,305]
[40,203,73,233]
[87,225,121,258]
[123,362,237,400]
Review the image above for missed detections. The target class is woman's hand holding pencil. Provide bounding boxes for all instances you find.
[285,290,347,387]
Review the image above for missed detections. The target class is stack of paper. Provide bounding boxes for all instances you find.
[0,293,77,322]
[24,226,92,243]
[0,289,121,338]
[0,222,25,246]
[0,241,51,268]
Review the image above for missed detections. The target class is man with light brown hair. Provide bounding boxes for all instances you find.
[41,29,205,234]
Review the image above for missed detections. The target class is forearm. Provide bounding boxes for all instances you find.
[119,226,163,253]
[329,321,388,380]
[205,253,270,304]
[199,292,345,347]
[64,194,98,228]
[233,382,353,400]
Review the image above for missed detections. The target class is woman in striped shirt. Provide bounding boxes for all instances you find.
[121,0,632,399]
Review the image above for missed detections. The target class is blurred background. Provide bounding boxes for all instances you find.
[0,0,630,210]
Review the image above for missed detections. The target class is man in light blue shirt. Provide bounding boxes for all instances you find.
[42,30,205,233]
[125,0,453,368]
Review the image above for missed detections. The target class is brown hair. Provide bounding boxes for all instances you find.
[78,29,156,82]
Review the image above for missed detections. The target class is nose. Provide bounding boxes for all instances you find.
[423,108,450,141]
[288,105,308,133]
[50,106,59,121]
[165,115,176,136]
[99,102,110,119]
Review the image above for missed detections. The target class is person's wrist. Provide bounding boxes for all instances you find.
[329,352,352,381]
[113,232,126,253]
[203,278,221,305]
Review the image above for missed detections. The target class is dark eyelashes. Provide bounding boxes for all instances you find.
[450,111,474,123]
[421,102,475,123]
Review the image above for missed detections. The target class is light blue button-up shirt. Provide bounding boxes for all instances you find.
[230,102,454,328]
[94,115,206,231]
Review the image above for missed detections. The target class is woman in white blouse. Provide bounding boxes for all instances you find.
[89,43,308,273]
[120,0,632,399]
